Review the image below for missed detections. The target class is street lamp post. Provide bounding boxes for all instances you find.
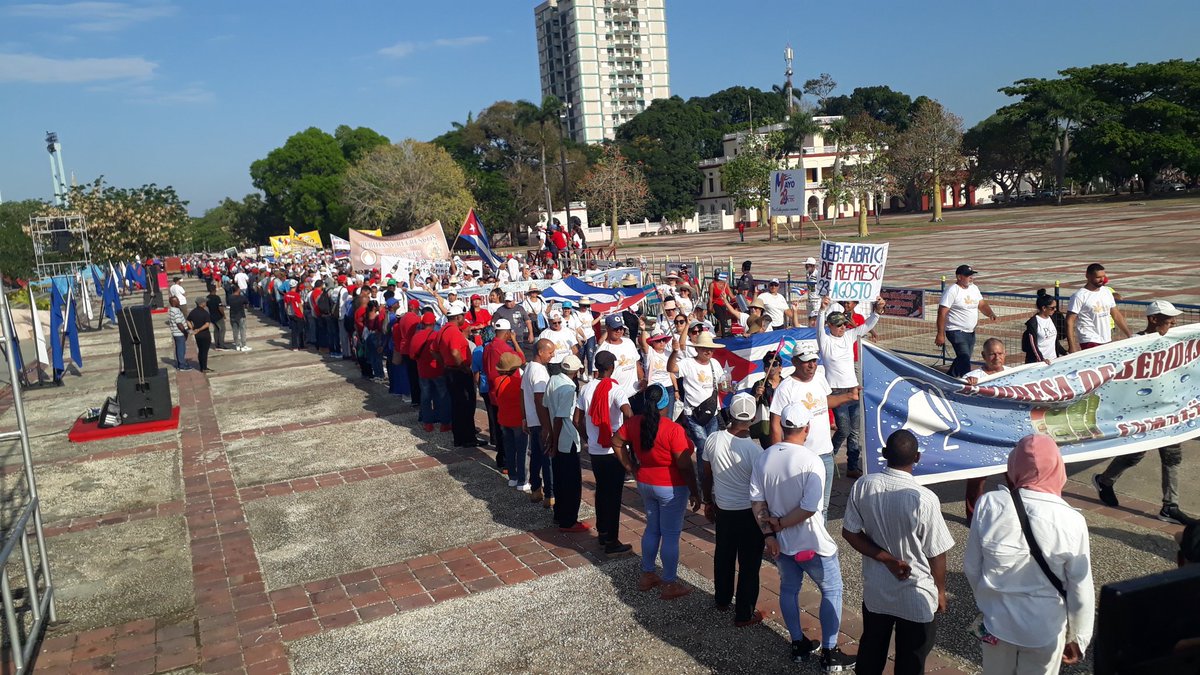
[558,106,572,240]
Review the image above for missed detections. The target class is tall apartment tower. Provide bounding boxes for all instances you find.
[534,0,669,144]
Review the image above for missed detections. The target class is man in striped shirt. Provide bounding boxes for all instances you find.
[841,429,954,675]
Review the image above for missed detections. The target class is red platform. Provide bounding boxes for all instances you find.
[151,308,168,314]
[68,407,180,443]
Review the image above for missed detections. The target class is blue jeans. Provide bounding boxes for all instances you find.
[776,552,844,648]
[638,483,689,582]
[503,426,528,485]
[581,336,597,375]
[364,333,384,378]
[945,329,975,378]
[831,394,861,472]
[681,413,720,487]
[527,426,553,497]
[820,452,834,518]
[419,376,451,425]
[172,334,187,368]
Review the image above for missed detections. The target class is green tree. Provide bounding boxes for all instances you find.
[828,114,892,237]
[823,85,918,130]
[250,127,349,237]
[888,99,965,221]
[334,125,391,164]
[689,86,787,133]
[721,131,778,239]
[0,199,42,281]
[342,140,475,240]
[802,73,838,110]
[51,178,189,260]
[963,113,1046,199]
[184,195,269,251]
[614,96,717,221]
[576,145,649,247]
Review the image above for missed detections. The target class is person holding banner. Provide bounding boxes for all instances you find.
[1093,300,1193,525]
[819,296,885,479]
[1065,263,1131,352]
[936,265,998,378]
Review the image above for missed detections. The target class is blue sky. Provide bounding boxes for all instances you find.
[2,0,1197,215]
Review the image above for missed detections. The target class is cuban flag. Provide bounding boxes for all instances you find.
[713,327,817,391]
[541,277,655,314]
[456,209,502,272]
[49,277,83,372]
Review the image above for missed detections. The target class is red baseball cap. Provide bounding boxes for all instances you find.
[407,299,419,310]
[421,312,435,325]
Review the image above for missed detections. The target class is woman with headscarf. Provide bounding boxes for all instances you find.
[612,383,701,600]
[964,434,1094,675]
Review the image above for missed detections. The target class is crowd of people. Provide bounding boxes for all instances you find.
[169,251,1195,675]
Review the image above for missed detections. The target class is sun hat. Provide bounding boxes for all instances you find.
[497,352,523,373]
[690,331,719,350]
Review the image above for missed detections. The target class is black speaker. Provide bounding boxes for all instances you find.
[116,371,172,423]
[117,306,159,377]
[52,230,73,254]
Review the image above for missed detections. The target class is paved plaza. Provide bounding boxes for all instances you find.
[1,198,1196,674]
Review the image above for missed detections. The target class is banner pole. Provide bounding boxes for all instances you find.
[857,333,867,475]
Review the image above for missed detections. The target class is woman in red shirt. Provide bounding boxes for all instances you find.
[493,352,529,490]
[612,383,700,600]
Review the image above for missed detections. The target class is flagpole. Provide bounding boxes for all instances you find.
[857,334,867,476]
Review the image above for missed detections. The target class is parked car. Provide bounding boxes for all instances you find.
[1161,182,1187,192]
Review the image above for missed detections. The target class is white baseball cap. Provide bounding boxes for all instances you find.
[780,403,814,430]
[804,257,817,265]
[728,392,757,422]
[493,318,512,330]
[560,354,583,373]
[1147,300,1183,317]
[548,310,564,321]
[792,349,819,363]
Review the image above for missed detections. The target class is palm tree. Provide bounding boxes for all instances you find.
[516,96,564,227]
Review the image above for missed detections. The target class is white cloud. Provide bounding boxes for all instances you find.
[378,41,417,58]
[138,84,214,104]
[377,35,489,58]
[7,2,177,32]
[432,36,489,48]
[0,52,156,83]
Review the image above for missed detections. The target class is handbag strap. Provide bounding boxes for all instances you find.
[1009,487,1067,599]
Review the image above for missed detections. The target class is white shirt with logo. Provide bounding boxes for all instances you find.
[1068,286,1116,345]
[769,370,833,455]
[939,282,983,333]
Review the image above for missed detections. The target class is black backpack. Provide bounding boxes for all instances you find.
[317,289,333,316]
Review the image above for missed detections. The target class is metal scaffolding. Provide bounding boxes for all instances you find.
[0,278,57,673]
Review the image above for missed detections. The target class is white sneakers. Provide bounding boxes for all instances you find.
[518,483,532,492]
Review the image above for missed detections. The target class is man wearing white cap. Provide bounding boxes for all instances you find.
[548,354,587,531]
[596,313,644,397]
[752,402,857,672]
[769,349,861,513]
[759,278,790,330]
[538,309,579,371]
[703,392,768,627]
[1094,299,1193,524]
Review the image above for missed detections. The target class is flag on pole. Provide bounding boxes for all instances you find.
[456,209,503,271]
[131,262,147,289]
[29,287,50,367]
[330,234,350,259]
[78,272,95,322]
[102,263,123,323]
[50,278,83,372]
[2,298,23,374]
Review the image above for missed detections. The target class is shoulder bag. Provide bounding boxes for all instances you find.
[1009,487,1067,599]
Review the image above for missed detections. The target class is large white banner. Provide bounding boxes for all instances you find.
[817,240,889,302]
[770,170,805,217]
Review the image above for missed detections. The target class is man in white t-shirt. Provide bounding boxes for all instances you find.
[752,403,856,672]
[595,314,643,398]
[961,338,1008,524]
[522,339,554,505]
[574,351,634,555]
[1066,262,1131,352]
[668,329,724,481]
[538,310,579,367]
[935,264,998,377]
[769,349,860,513]
[521,287,548,346]
[818,295,885,479]
[234,269,249,292]
[168,276,187,307]
[703,393,768,627]
[759,279,790,330]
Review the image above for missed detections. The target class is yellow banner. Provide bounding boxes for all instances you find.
[288,226,298,237]
[295,229,323,247]
[269,235,293,255]
[354,228,383,237]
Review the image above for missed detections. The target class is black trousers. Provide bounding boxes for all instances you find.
[552,448,582,527]
[482,394,504,462]
[714,507,764,622]
[445,368,477,446]
[195,334,212,371]
[404,356,421,406]
[591,453,625,544]
[856,603,938,675]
